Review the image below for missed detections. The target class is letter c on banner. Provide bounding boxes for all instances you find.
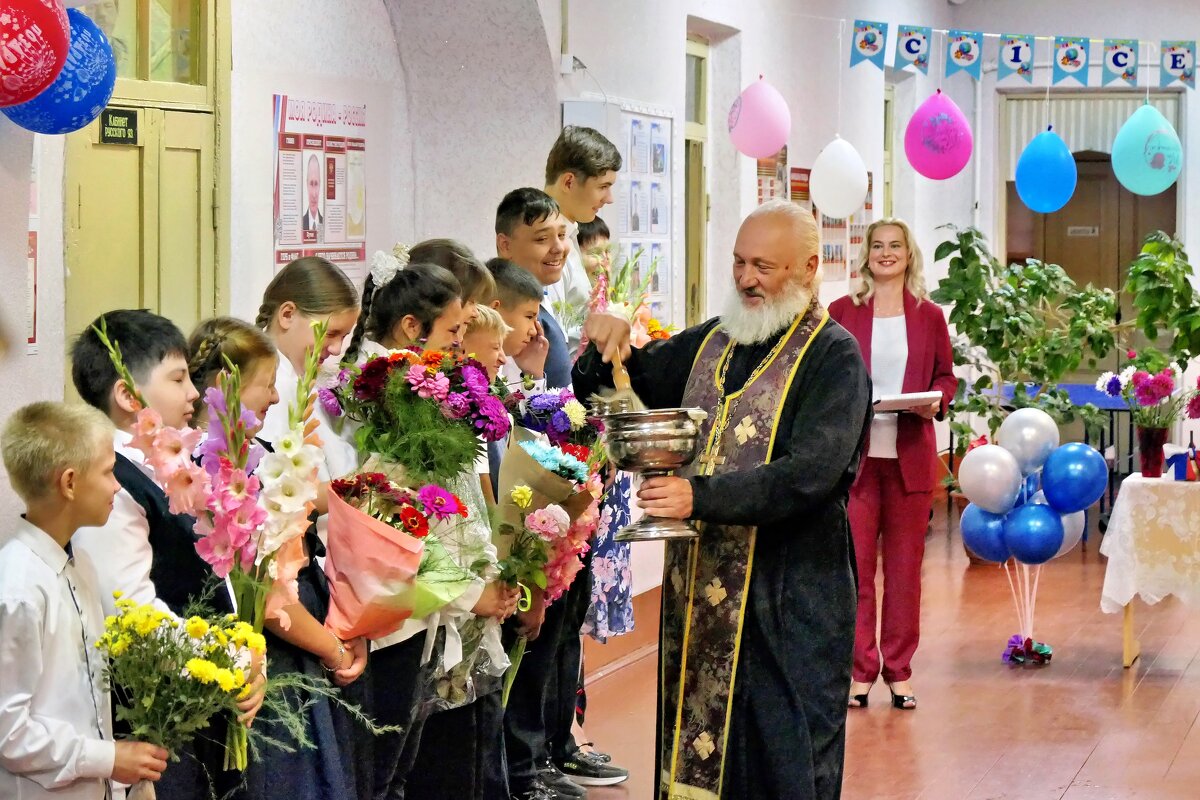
[905,37,921,55]
[1113,50,1129,68]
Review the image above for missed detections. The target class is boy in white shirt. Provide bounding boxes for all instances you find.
[0,401,168,799]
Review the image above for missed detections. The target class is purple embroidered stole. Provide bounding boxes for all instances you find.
[658,300,828,800]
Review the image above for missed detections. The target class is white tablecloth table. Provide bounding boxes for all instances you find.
[1100,474,1200,666]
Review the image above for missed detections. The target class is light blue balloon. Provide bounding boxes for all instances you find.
[1042,443,1108,514]
[2,10,116,135]
[1111,104,1183,196]
[1015,128,1077,213]
[1003,504,1064,565]
[961,503,1010,563]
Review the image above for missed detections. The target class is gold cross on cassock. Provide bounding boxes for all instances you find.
[698,451,726,472]
[734,416,758,445]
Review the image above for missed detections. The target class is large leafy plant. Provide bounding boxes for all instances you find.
[930,226,1119,454]
[933,227,1200,458]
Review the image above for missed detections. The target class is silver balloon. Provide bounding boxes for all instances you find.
[998,408,1060,475]
[958,444,1023,514]
[1054,511,1086,558]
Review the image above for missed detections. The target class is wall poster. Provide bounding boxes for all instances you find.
[615,109,674,323]
[272,94,368,283]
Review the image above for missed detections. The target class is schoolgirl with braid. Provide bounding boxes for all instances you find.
[186,316,365,800]
[257,256,361,482]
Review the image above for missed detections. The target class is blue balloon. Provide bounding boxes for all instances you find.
[2,10,116,135]
[1112,104,1183,196]
[1041,443,1108,514]
[1003,504,1065,565]
[961,503,1010,563]
[1015,128,1078,213]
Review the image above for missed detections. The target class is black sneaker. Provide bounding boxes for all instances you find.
[556,746,630,786]
[537,760,587,798]
[510,777,556,800]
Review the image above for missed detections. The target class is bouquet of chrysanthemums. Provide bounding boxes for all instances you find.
[94,319,327,770]
[325,472,480,641]
[507,387,605,463]
[324,347,511,485]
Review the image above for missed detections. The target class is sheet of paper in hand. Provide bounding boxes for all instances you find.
[873,391,942,413]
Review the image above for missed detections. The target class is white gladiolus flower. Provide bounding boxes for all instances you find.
[275,430,304,458]
[257,452,290,484]
[263,473,311,515]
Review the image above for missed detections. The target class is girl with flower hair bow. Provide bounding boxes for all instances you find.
[337,248,521,799]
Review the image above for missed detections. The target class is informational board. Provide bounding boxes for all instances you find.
[272,94,368,283]
[615,109,674,323]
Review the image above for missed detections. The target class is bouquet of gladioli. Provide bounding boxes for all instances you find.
[325,472,479,640]
[325,347,511,485]
[94,320,327,770]
[1096,351,1200,428]
[568,246,675,355]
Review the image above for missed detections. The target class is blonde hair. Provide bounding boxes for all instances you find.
[852,218,928,305]
[188,317,278,415]
[2,402,112,502]
[256,256,359,330]
[467,304,511,339]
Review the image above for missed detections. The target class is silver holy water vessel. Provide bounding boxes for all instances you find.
[595,401,706,542]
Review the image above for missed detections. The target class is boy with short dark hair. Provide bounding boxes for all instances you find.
[544,126,621,351]
[575,217,612,285]
[0,401,169,799]
[71,309,263,799]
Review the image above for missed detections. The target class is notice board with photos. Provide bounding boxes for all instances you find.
[614,108,675,325]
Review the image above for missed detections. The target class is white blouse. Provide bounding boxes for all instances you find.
[869,315,908,459]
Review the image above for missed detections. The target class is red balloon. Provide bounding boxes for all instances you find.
[0,0,70,108]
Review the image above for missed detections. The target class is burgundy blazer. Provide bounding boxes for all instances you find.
[828,290,957,493]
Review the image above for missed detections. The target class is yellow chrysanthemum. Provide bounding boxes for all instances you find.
[232,668,247,689]
[109,638,129,657]
[246,632,267,655]
[112,590,124,599]
[562,399,587,428]
[185,617,209,639]
[510,485,533,510]
[215,668,236,692]
[186,658,219,684]
[213,629,229,647]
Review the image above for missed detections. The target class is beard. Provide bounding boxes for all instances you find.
[720,279,813,344]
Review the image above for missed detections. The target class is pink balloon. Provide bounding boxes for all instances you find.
[728,77,791,158]
[0,0,71,107]
[904,89,973,180]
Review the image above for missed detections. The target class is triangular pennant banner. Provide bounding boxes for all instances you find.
[997,34,1034,83]
[1102,39,1139,87]
[1053,36,1090,86]
[1160,41,1196,88]
[946,30,984,80]
[850,20,889,70]
[896,25,932,74]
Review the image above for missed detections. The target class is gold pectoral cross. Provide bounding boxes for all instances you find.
[698,450,726,473]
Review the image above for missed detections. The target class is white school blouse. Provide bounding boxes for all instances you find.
[0,519,116,799]
[869,315,908,459]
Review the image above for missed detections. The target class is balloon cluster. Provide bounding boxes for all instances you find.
[958,408,1107,566]
[1,2,117,135]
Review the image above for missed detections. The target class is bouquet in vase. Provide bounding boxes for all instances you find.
[325,347,510,486]
[325,472,477,641]
[94,320,327,771]
[1097,350,1200,476]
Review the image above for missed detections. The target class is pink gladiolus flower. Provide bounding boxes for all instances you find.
[130,408,163,455]
[195,527,237,577]
[148,426,203,480]
[165,463,210,516]
[209,466,260,514]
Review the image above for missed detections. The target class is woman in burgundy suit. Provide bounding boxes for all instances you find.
[829,219,956,711]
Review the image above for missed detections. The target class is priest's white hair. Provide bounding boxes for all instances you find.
[720,200,820,344]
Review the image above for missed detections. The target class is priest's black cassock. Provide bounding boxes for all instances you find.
[573,300,872,800]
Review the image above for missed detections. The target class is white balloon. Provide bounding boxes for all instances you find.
[998,408,1060,475]
[1054,511,1086,558]
[958,444,1023,514]
[810,137,869,219]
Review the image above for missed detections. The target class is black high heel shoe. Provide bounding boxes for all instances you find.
[847,683,872,708]
[888,683,917,710]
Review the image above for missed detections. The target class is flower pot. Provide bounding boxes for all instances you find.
[1137,426,1169,478]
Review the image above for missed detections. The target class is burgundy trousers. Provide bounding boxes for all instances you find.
[849,457,932,684]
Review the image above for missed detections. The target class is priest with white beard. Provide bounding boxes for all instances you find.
[573,200,873,800]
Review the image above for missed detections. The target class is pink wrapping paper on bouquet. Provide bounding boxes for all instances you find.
[324,490,424,641]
